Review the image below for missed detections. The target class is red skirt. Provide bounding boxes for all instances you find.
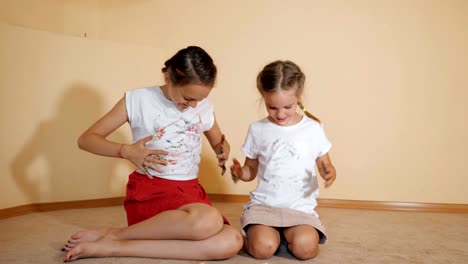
[124,171,229,226]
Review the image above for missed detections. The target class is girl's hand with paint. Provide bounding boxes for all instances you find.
[215,135,228,175]
[120,135,168,178]
[230,158,243,183]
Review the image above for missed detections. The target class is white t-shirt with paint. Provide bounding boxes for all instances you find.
[125,86,214,180]
[241,116,331,216]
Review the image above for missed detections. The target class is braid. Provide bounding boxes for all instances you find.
[298,101,320,123]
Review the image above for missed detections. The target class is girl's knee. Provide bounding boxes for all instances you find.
[247,237,279,259]
[285,227,320,260]
[206,226,243,260]
[218,228,244,259]
[188,206,224,240]
[287,232,320,260]
[289,242,319,260]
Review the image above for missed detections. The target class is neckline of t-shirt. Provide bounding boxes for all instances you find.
[266,114,306,129]
[154,86,187,114]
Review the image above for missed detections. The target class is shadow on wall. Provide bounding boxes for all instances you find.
[10,83,128,203]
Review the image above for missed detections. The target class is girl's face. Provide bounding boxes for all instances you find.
[164,82,211,110]
[263,89,301,126]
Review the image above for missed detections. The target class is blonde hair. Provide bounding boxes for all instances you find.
[256,60,320,123]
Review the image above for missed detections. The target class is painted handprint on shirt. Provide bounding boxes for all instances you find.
[146,114,202,174]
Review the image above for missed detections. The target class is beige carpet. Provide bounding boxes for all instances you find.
[1,202,467,263]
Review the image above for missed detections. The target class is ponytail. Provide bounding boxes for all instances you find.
[297,101,320,124]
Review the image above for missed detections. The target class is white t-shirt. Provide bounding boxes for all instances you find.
[125,86,214,180]
[241,116,332,216]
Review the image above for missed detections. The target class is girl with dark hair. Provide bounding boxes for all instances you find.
[62,46,242,262]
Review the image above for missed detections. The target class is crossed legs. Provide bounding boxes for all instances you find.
[62,203,243,262]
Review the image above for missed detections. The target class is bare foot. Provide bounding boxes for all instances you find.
[63,228,116,250]
[63,234,121,262]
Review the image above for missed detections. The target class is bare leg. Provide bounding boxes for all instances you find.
[283,225,319,260]
[116,203,224,240]
[243,224,280,259]
[64,203,223,249]
[63,224,243,262]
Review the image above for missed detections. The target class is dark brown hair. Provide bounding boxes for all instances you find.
[162,46,217,87]
[257,60,320,123]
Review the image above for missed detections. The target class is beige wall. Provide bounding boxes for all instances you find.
[1,0,467,209]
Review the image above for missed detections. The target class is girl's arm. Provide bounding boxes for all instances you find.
[77,97,128,156]
[77,96,167,173]
[316,153,336,188]
[230,157,258,182]
[203,117,229,167]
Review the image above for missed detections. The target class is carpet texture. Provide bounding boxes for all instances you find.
[1,202,467,263]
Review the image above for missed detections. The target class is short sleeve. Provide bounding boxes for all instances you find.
[241,124,258,159]
[199,100,214,131]
[125,90,135,126]
[317,124,332,157]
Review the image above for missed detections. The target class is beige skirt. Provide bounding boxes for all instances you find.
[241,204,327,244]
